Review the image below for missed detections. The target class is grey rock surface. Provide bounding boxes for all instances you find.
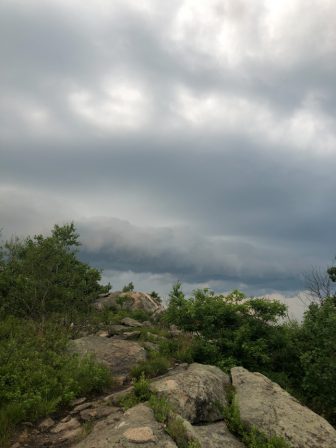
[179,418,244,448]
[95,291,164,315]
[192,422,244,447]
[231,366,336,448]
[72,403,177,448]
[151,363,230,424]
[69,336,146,375]
[120,317,143,327]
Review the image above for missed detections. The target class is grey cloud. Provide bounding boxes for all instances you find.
[1,0,335,133]
[77,217,305,292]
[1,1,336,298]
[1,137,336,249]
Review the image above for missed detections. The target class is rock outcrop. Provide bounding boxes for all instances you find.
[151,363,230,423]
[72,403,177,448]
[95,291,164,315]
[14,334,336,448]
[69,336,146,375]
[232,366,336,448]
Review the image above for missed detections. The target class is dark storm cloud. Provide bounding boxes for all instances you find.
[1,0,336,297]
[2,137,336,249]
[77,217,305,291]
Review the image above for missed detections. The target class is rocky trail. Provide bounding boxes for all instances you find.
[10,292,336,448]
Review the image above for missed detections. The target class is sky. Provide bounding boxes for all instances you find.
[1,0,336,317]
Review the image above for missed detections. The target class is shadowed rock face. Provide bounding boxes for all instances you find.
[151,363,230,424]
[95,291,164,315]
[72,404,177,448]
[69,336,146,375]
[231,367,336,448]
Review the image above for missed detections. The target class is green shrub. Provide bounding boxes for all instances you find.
[189,337,221,365]
[158,334,194,363]
[0,317,111,445]
[119,373,151,410]
[122,282,134,293]
[298,298,336,423]
[164,285,298,384]
[149,395,171,422]
[0,223,110,320]
[166,416,200,448]
[133,373,151,401]
[131,354,170,379]
[149,291,162,303]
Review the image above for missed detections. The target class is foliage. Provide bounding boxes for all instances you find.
[0,317,111,446]
[166,416,200,448]
[119,373,151,410]
[327,264,336,283]
[149,394,171,422]
[133,372,152,401]
[150,291,162,303]
[122,282,134,292]
[164,285,291,375]
[299,298,336,422]
[131,353,170,379]
[158,334,195,364]
[86,307,151,333]
[0,223,110,320]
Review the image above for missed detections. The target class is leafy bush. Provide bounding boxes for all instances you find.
[122,282,134,292]
[149,395,171,422]
[158,334,195,364]
[164,285,293,375]
[131,354,170,379]
[133,373,151,401]
[166,416,201,448]
[0,223,110,320]
[298,298,336,423]
[0,317,111,445]
[149,291,162,303]
[119,373,151,409]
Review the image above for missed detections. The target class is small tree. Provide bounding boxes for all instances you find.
[164,284,290,373]
[122,282,134,293]
[150,291,162,303]
[300,298,336,423]
[0,223,110,320]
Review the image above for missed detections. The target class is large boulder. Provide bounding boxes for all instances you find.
[150,363,230,424]
[72,403,177,448]
[95,291,164,315]
[231,367,336,448]
[69,336,146,375]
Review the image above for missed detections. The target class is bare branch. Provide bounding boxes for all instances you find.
[303,267,332,304]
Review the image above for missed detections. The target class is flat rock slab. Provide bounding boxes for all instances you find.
[72,403,177,448]
[69,336,146,375]
[151,363,230,424]
[120,317,143,327]
[192,422,244,448]
[51,417,80,434]
[231,367,336,448]
[108,325,132,336]
[174,415,244,448]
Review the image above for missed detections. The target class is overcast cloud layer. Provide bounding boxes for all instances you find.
[1,0,336,314]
